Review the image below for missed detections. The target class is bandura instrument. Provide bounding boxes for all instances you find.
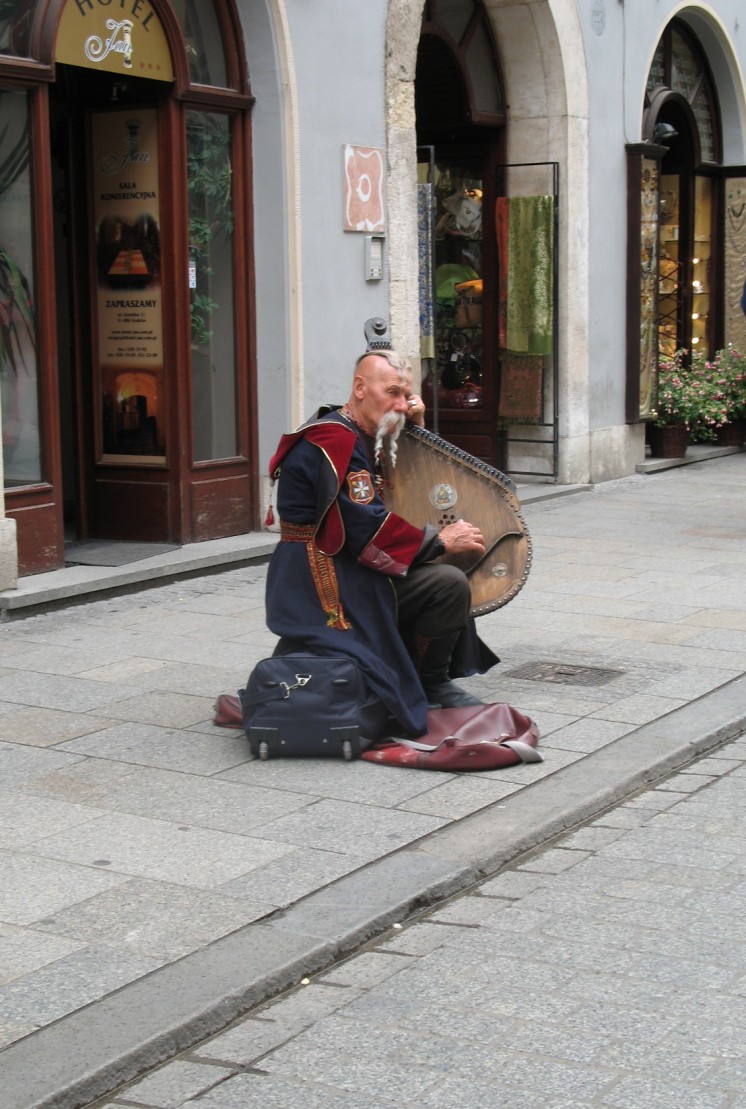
[384,424,531,616]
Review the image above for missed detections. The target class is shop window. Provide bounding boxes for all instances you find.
[627,148,663,420]
[630,16,722,424]
[723,175,746,349]
[658,173,681,360]
[0,87,40,486]
[0,2,31,58]
[691,176,712,352]
[171,0,228,88]
[187,110,237,461]
[430,163,485,412]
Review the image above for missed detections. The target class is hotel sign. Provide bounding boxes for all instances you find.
[56,0,174,82]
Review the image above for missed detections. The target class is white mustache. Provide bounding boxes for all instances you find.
[379,410,405,437]
[374,410,405,466]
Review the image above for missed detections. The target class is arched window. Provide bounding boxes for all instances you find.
[645,25,719,163]
[644,21,721,360]
[417,0,504,132]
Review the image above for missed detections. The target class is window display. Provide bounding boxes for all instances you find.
[691,176,712,352]
[187,110,237,462]
[658,173,712,359]
[658,174,681,359]
[430,165,484,410]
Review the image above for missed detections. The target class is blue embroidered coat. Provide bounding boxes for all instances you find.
[266,410,493,736]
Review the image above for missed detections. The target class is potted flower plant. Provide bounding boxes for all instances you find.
[684,349,732,445]
[650,347,745,455]
[649,349,701,457]
[709,346,746,446]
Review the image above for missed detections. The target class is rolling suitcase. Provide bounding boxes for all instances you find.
[238,654,389,760]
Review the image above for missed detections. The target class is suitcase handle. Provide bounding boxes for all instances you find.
[245,672,311,707]
[281,673,311,697]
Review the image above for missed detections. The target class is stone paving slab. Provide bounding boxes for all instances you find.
[5,686,746,1109]
[1,455,746,1108]
[84,731,746,1109]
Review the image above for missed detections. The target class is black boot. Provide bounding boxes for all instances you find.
[415,633,484,709]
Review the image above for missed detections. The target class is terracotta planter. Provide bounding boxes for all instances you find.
[714,419,745,447]
[648,424,689,458]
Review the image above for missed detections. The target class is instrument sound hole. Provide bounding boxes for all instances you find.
[438,512,458,526]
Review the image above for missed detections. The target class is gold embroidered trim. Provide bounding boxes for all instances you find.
[279,521,351,630]
[280,522,315,542]
[307,543,352,629]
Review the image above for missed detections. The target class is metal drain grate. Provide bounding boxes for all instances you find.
[505,661,624,686]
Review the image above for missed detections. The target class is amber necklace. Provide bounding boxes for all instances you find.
[339,406,387,494]
[339,404,367,433]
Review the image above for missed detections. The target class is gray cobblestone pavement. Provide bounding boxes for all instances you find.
[88,730,746,1109]
[2,452,746,1108]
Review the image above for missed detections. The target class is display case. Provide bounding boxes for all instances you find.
[658,173,712,359]
[691,176,712,354]
[658,175,681,359]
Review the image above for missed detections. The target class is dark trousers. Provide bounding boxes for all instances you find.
[392,562,471,645]
[393,563,498,678]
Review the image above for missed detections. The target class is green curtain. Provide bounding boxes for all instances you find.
[497,195,554,356]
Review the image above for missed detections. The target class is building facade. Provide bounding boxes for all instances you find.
[1,0,745,584]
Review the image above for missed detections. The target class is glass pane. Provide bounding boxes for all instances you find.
[187,111,237,461]
[671,29,702,102]
[639,157,659,418]
[724,177,746,350]
[430,164,484,410]
[0,88,40,487]
[465,24,502,115]
[692,82,716,162]
[647,43,665,94]
[691,175,712,352]
[658,174,680,359]
[433,0,474,44]
[0,2,32,58]
[93,110,166,462]
[170,0,228,87]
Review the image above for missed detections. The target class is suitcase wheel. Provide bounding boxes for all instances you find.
[259,741,270,761]
[343,740,353,761]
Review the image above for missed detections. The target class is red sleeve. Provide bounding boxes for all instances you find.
[358,513,424,577]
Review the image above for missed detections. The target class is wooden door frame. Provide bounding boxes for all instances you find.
[3,0,258,572]
[3,78,65,574]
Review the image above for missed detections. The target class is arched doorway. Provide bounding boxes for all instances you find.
[415,0,505,468]
[413,0,558,478]
[0,0,256,576]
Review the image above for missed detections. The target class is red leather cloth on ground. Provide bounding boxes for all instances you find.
[213,695,541,770]
[361,703,540,770]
